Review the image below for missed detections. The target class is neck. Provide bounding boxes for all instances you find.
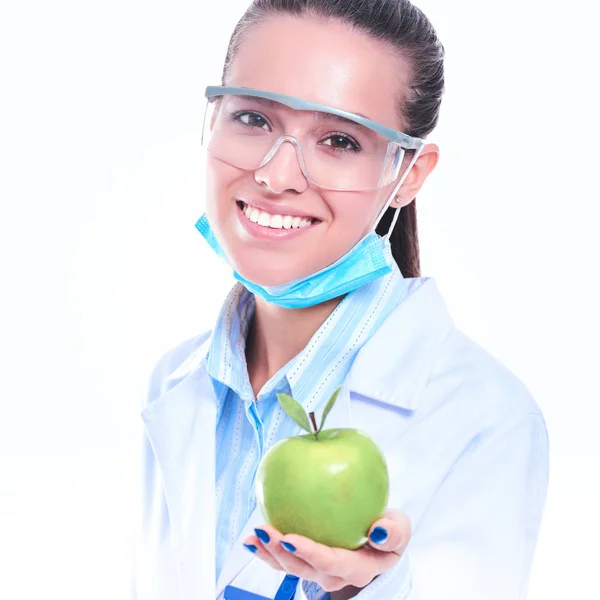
[245,295,344,398]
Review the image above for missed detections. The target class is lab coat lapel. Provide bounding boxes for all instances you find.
[141,361,217,600]
[308,377,353,429]
[349,278,454,411]
[215,380,353,597]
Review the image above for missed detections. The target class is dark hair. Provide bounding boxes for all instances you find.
[221,0,445,278]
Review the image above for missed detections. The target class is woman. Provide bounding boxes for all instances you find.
[133,1,549,599]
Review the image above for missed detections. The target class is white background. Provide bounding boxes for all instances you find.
[1,1,598,598]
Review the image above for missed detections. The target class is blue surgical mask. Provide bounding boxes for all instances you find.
[195,214,395,309]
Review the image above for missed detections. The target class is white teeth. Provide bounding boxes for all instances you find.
[257,211,271,227]
[269,214,283,229]
[240,202,314,229]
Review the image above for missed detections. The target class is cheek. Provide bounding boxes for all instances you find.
[204,157,244,247]
[328,189,390,243]
[205,158,229,220]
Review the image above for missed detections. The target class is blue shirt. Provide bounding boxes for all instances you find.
[206,264,412,579]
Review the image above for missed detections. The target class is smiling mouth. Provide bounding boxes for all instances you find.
[236,201,319,230]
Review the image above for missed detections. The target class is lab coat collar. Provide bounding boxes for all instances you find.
[348,277,455,411]
[157,276,454,416]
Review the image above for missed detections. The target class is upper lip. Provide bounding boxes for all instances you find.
[236,197,320,221]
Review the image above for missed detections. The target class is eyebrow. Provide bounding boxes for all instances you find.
[313,111,373,127]
[240,95,374,128]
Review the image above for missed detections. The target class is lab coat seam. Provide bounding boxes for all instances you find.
[518,413,549,596]
[410,320,457,407]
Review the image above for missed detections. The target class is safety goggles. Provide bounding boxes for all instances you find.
[202,86,425,192]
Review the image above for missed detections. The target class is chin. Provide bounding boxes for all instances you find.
[234,262,299,287]
[224,235,339,288]
[230,249,318,287]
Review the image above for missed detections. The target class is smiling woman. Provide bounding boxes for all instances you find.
[132,1,549,600]
[201,9,438,289]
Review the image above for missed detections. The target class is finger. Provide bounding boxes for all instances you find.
[367,509,412,555]
[252,525,287,564]
[256,526,349,591]
[279,534,381,588]
[242,534,283,572]
[252,525,323,581]
[275,535,349,592]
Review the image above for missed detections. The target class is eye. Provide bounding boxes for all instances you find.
[231,110,271,131]
[321,133,361,153]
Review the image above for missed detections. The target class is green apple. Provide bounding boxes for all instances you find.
[255,388,389,549]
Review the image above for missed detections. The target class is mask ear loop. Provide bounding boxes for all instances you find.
[201,98,213,146]
[371,142,425,239]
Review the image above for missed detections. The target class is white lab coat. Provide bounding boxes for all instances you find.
[132,277,549,600]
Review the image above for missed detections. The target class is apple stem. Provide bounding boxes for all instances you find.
[309,411,319,440]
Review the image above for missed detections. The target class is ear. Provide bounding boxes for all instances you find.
[394,143,440,206]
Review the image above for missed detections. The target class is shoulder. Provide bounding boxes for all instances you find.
[426,326,545,430]
[354,275,544,429]
[144,329,213,408]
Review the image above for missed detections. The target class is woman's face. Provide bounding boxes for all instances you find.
[205,15,416,286]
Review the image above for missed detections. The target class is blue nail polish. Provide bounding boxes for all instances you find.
[243,543,258,553]
[370,526,388,544]
[255,528,270,544]
[281,541,296,553]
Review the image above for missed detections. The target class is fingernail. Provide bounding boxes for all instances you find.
[243,543,258,553]
[254,528,270,544]
[281,541,296,553]
[369,526,388,544]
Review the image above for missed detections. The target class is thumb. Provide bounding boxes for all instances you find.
[367,509,412,554]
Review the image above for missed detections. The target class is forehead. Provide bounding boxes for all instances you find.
[226,15,409,131]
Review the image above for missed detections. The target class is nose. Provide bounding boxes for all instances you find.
[254,137,309,194]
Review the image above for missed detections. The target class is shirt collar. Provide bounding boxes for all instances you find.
[205,283,255,401]
[285,264,408,405]
[205,265,411,408]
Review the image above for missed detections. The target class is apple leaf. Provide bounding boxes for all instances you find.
[318,387,341,432]
[276,393,313,434]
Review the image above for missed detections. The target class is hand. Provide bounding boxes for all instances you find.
[242,509,411,596]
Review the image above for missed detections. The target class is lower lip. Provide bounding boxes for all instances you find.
[236,203,319,241]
